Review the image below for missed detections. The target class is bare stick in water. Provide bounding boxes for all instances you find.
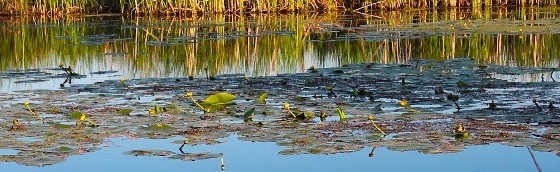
[527,147,542,172]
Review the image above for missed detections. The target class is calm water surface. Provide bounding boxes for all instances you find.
[0,135,558,172]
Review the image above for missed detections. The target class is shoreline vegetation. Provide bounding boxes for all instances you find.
[1,8,560,80]
[1,0,560,16]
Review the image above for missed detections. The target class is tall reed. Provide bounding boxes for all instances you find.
[2,0,560,16]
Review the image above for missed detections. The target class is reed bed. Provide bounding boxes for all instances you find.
[1,0,560,16]
[1,8,559,79]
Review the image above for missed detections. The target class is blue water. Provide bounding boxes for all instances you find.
[1,135,558,172]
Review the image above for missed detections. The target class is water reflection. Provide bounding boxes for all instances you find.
[1,7,560,92]
[0,135,558,172]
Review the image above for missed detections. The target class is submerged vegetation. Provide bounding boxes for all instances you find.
[1,58,559,166]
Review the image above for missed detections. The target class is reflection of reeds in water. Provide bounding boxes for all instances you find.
[0,8,559,79]
[2,0,560,15]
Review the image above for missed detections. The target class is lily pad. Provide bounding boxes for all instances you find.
[256,92,267,104]
[55,146,73,153]
[125,149,175,157]
[69,111,83,119]
[117,108,133,116]
[203,92,236,105]
[146,123,173,131]
[53,123,73,129]
[169,152,222,161]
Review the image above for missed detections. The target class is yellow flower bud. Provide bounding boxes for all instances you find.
[79,113,87,121]
[399,99,408,107]
[283,103,290,110]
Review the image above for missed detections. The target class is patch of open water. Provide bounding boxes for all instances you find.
[0,134,558,171]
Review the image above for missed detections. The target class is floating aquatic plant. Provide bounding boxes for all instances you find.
[399,99,419,113]
[301,111,316,120]
[320,111,327,121]
[454,123,469,139]
[256,92,267,104]
[283,103,296,118]
[75,113,96,128]
[368,115,386,136]
[117,108,133,116]
[9,119,25,131]
[336,106,346,121]
[185,92,208,112]
[185,92,237,112]
[147,122,172,131]
[203,92,236,105]
[69,111,83,119]
[54,123,73,129]
[148,104,164,117]
[244,107,255,122]
[446,93,461,110]
[23,101,43,121]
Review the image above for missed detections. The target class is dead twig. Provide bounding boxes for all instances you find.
[527,147,542,172]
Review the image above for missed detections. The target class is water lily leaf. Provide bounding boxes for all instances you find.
[244,107,255,122]
[117,108,133,116]
[203,104,227,113]
[203,92,236,105]
[69,111,83,119]
[169,153,222,161]
[146,123,173,131]
[454,132,470,139]
[302,111,315,120]
[53,123,73,129]
[125,149,175,157]
[55,146,73,153]
[256,92,267,104]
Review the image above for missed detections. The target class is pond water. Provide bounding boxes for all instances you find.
[0,134,558,172]
[1,7,560,171]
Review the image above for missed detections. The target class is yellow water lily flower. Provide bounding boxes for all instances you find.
[186,92,193,98]
[455,123,464,133]
[283,103,290,110]
[13,119,18,125]
[76,113,96,128]
[148,108,156,116]
[10,119,25,131]
[79,113,87,121]
[399,99,408,107]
